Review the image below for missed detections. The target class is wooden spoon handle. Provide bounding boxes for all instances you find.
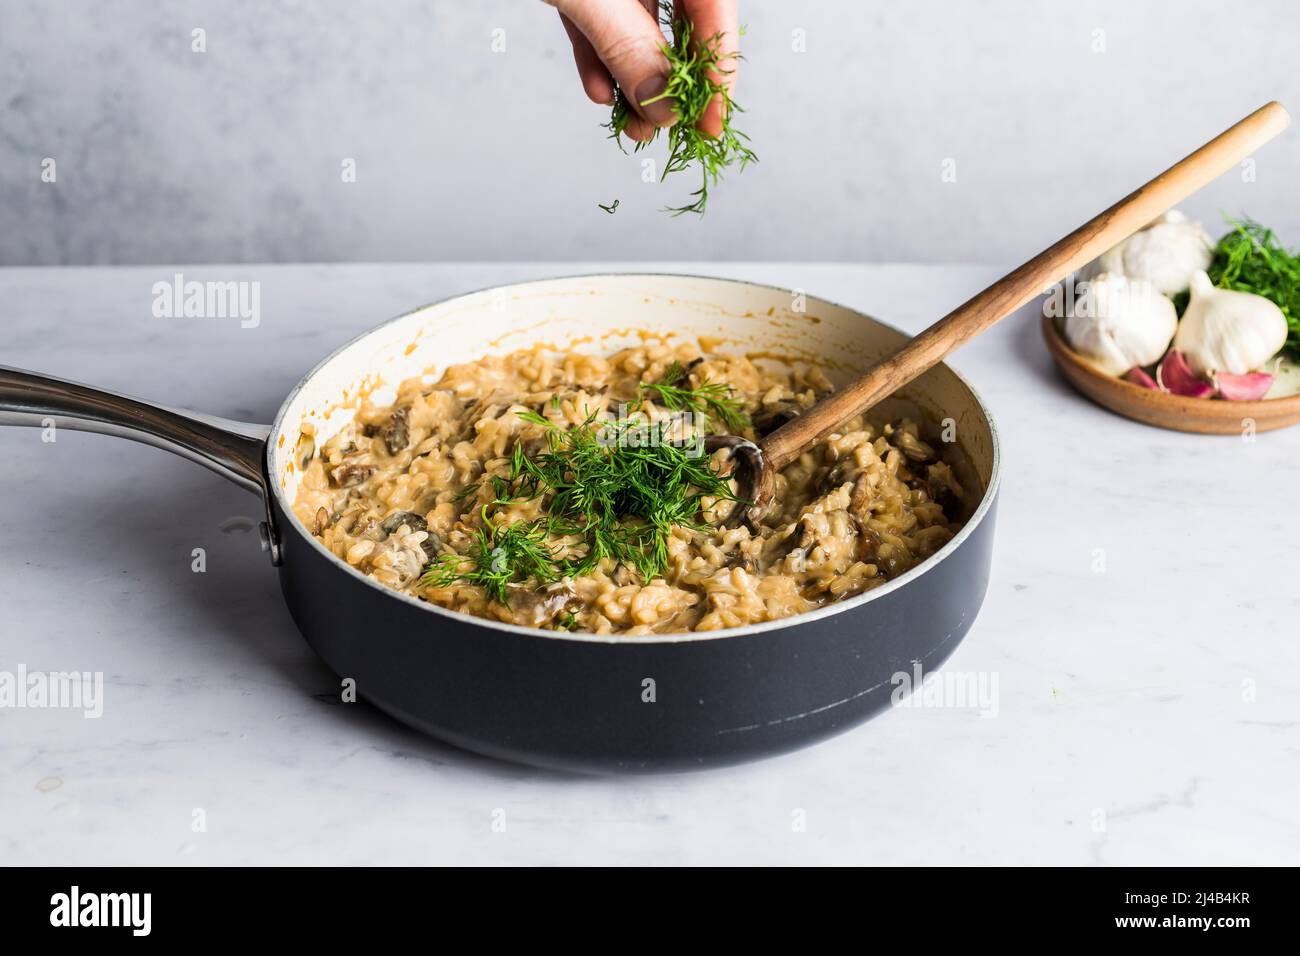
[761,100,1291,471]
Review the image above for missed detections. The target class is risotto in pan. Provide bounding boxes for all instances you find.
[291,342,967,634]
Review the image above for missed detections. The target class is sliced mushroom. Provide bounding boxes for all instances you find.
[418,533,443,564]
[726,552,759,574]
[381,406,411,456]
[355,510,431,543]
[507,582,579,628]
[379,510,428,536]
[313,507,330,535]
[335,508,363,534]
[894,429,936,462]
[925,463,963,516]
[855,526,881,563]
[751,399,803,437]
[818,462,852,495]
[848,473,873,520]
[329,463,375,488]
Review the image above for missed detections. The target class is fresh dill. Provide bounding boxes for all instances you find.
[639,360,749,432]
[418,508,558,603]
[605,1,755,216]
[597,199,620,214]
[501,410,738,582]
[1206,217,1300,359]
[421,382,745,603]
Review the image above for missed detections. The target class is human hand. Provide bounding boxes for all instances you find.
[546,0,739,141]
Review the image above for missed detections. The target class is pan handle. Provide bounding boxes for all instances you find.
[0,365,282,562]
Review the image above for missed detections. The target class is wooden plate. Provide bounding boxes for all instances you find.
[1040,312,1300,434]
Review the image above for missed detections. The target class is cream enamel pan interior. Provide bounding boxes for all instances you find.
[269,274,1001,640]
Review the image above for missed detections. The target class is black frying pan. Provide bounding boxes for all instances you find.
[0,275,1000,773]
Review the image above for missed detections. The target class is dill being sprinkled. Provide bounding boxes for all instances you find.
[597,199,620,214]
[605,1,755,216]
[639,360,749,432]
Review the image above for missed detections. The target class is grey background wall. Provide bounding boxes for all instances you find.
[3,0,1297,266]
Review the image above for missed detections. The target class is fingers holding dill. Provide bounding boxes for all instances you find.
[600,3,754,216]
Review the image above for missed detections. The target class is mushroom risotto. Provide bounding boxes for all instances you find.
[291,343,967,634]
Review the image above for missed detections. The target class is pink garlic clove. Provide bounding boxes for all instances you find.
[1214,369,1275,401]
[1124,366,1160,390]
[1156,350,1214,398]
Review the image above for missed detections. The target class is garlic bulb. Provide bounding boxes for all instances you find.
[1064,272,1177,376]
[1087,210,1213,295]
[1173,270,1288,375]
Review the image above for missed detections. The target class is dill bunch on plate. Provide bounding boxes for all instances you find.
[605,1,755,216]
[1207,217,1300,359]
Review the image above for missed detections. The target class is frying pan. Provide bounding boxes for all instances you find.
[0,275,1000,772]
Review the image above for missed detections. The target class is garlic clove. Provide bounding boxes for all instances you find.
[1214,369,1275,401]
[1124,366,1161,390]
[1173,270,1289,376]
[1156,350,1214,398]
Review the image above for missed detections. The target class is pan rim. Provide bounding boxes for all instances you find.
[266,272,1003,646]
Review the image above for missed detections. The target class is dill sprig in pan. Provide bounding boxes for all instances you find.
[639,360,749,432]
[502,409,738,581]
[419,509,558,603]
[605,2,755,215]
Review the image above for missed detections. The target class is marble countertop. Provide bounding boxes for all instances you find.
[2,262,1296,866]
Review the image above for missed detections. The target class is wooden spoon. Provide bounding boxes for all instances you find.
[709,101,1291,523]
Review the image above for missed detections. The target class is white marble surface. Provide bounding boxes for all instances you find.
[1,262,1297,866]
